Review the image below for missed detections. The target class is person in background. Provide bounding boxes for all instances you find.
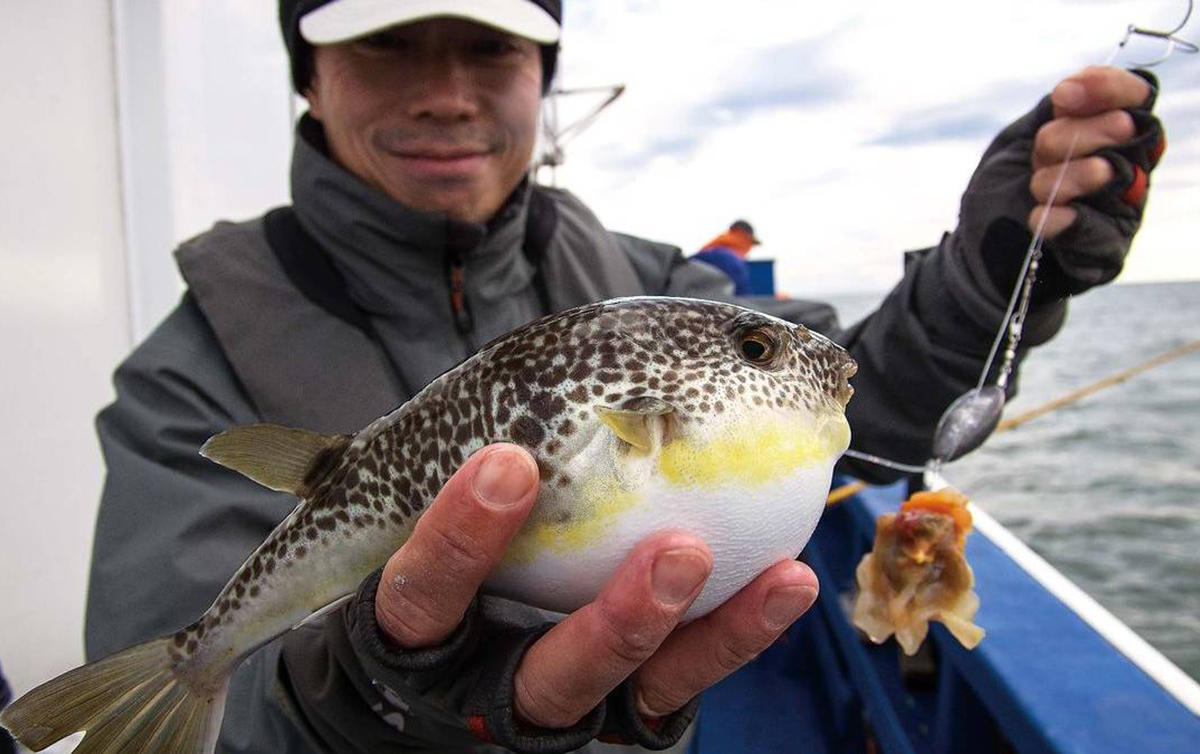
[691,219,760,295]
[64,0,1165,752]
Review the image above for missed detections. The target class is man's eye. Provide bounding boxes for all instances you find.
[471,37,520,57]
[357,31,408,51]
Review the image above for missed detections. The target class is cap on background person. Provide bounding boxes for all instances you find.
[698,219,761,261]
[279,0,563,94]
[730,219,762,246]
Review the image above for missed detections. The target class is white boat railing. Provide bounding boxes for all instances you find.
[928,471,1200,719]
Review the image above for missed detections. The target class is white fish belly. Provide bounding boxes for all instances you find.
[485,460,835,621]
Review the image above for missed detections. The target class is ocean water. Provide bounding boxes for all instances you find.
[829,281,1200,683]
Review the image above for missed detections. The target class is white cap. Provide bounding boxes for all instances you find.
[300,0,561,46]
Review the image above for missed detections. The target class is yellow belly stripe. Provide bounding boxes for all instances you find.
[503,478,642,564]
[658,415,849,488]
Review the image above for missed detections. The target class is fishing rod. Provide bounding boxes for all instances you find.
[995,335,1200,432]
[536,83,626,186]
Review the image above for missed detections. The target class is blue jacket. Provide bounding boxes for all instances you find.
[692,247,752,295]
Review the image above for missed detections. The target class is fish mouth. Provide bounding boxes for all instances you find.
[835,357,856,409]
[820,336,856,409]
[793,323,857,410]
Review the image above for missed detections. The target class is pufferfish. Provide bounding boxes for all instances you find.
[2,297,856,754]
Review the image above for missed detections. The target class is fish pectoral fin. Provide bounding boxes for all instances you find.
[595,398,675,453]
[200,424,352,495]
[293,593,355,630]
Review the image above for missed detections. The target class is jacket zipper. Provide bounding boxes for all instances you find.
[448,253,473,335]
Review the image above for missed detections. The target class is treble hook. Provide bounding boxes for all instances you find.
[1120,0,1199,66]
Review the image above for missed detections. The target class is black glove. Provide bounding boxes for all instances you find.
[955,69,1164,303]
[344,567,698,753]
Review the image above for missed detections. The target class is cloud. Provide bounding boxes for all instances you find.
[870,74,1056,147]
[599,132,702,172]
[597,37,854,172]
[1157,91,1200,151]
[704,39,853,115]
[1153,55,1200,89]
[871,110,1005,146]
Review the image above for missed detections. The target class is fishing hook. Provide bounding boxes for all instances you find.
[1119,0,1199,66]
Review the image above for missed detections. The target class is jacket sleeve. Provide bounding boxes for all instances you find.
[833,237,1067,483]
[832,89,1079,481]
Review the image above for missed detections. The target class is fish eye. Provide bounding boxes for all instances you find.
[738,327,777,364]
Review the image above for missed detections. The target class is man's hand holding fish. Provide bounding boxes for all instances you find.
[370,443,817,737]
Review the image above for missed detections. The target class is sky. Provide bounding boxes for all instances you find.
[542,0,1200,296]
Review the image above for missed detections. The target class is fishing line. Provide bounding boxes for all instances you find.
[975,41,1130,395]
[842,449,927,475]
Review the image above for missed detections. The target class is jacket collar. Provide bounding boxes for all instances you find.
[289,114,533,316]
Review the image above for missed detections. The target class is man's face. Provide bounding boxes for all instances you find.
[305,19,543,223]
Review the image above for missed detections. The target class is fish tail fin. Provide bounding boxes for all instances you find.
[1,636,228,754]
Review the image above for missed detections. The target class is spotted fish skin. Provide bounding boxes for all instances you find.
[1,297,855,754]
[377,295,854,507]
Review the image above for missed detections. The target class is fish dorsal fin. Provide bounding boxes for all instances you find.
[200,424,352,495]
[595,397,675,453]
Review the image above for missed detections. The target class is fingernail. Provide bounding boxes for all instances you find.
[1054,81,1085,110]
[473,448,536,508]
[763,585,817,630]
[652,549,708,605]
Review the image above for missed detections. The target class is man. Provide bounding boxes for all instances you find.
[83,0,1165,752]
[692,219,760,295]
